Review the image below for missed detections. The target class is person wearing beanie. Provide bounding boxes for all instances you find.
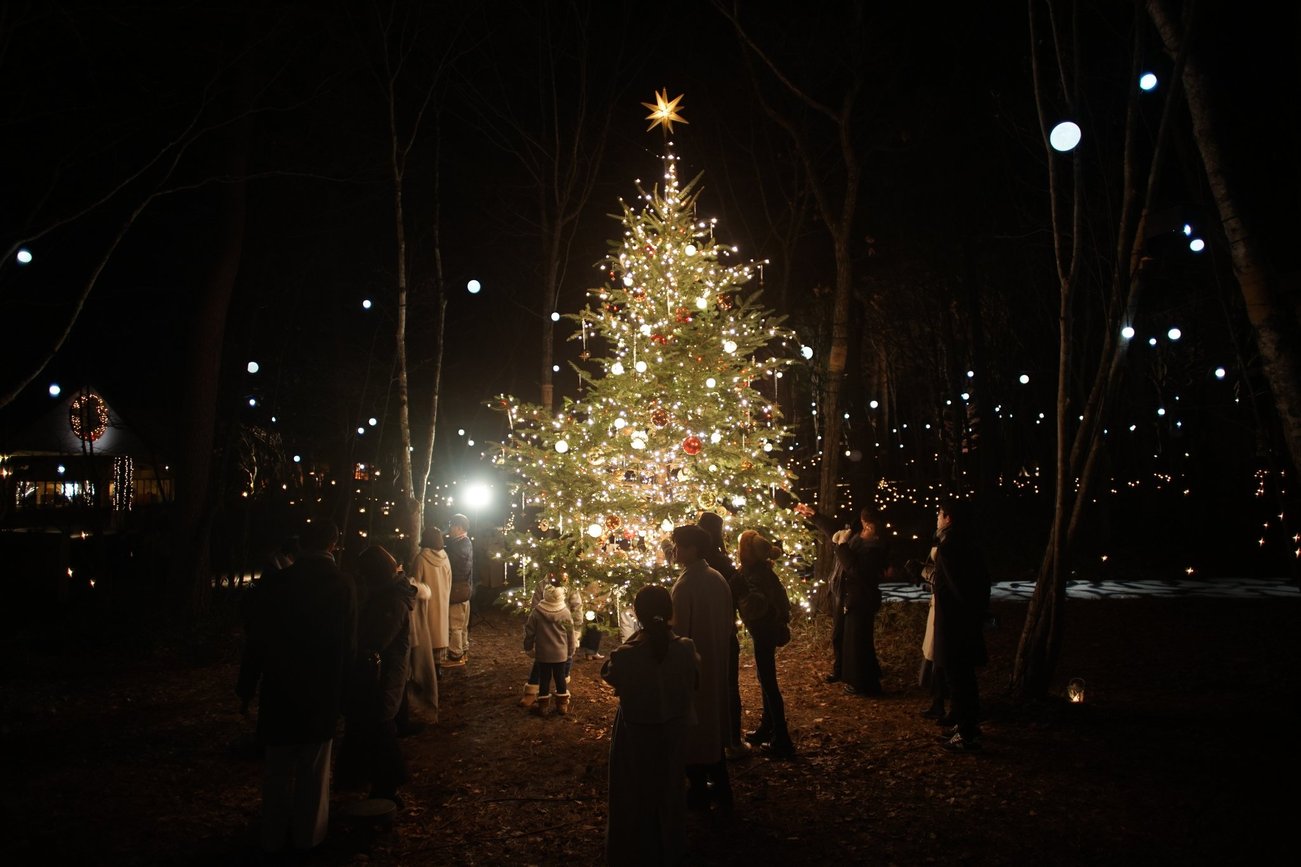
[519,575,585,708]
[670,523,735,816]
[523,583,577,716]
[695,511,747,759]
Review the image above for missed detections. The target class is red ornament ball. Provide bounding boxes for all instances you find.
[650,333,670,346]
[674,307,692,324]
[681,435,703,456]
[651,408,670,427]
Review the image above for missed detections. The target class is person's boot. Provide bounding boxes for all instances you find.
[518,683,540,708]
[762,730,796,758]
[530,694,552,717]
[744,720,772,746]
[554,692,571,716]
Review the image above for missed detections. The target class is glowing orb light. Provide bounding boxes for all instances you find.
[1139,72,1158,91]
[1149,337,1158,346]
[685,244,697,256]
[248,398,257,407]
[869,400,879,409]
[357,426,365,435]
[550,311,560,322]
[587,523,603,538]
[1168,327,1182,341]
[660,518,674,532]
[634,360,647,373]
[57,464,66,474]
[966,370,975,378]
[1121,325,1135,339]
[585,610,597,622]
[1182,224,1193,236]
[610,362,625,375]
[362,299,372,310]
[293,455,301,463]
[552,364,560,372]
[1214,367,1226,380]
[1189,238,1205,253]
[463,482,492,510]
[1049,121,1082,152]
[16,247,33,265]
[466,279,482,294]
[1019,374,1031,384]
[801,345,814,360]
[705,377,716,389]
[247,361,260,374]
[49,384,61,397]
[554,439,570,454]
[722,340,738,354]
[368,417,378,426]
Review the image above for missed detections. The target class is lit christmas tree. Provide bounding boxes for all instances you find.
[493,91,816,621]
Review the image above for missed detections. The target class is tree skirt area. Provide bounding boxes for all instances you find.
[2,596,1297,866]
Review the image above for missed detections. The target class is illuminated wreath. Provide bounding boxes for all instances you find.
[70,391,110,442]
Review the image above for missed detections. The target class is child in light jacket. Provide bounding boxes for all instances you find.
[523,583,576,716]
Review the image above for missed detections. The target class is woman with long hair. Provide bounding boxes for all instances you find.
[603,585,700,866]
[736,530,795,757]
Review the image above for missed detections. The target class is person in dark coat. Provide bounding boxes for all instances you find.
[696,510,746,757]
[929,498,991,751]
[236,520,355,854]
[796,502,889,696]
[339,545,417,805]
[603,585,699,867]
[735,530,794,756]
[443,513,474,665]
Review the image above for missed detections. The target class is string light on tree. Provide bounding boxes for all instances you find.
[1049,121,1082,152]
[48,384,61,397]
[467,279,482,294]
[16,247,32,265]
[1189,238,1205,253]
[491,91,814,619]
[1139,72,1158,91]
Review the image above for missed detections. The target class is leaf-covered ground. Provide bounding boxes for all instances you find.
[2,595,1296,865]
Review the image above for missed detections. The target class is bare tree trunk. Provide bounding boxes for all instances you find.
[171,113,250,623]
[417,123,448,534]
[387,77,419,546]
[1149,0,1301,479]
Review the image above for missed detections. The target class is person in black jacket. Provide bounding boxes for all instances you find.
[929,498,991,752]
[697,510,747,758]
[796,502,888,696]
[736,530,795,757]
[443,513,474,665]
[236,520,355,855]
[339,545,417,806]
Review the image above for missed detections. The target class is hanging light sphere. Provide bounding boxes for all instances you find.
[247,361,260,374]
[1019,374,1031,385]
[660,518,674,532]
[1121,325,1135,339]
[1148,337,1158,346]
[722,340,738,354]
[248,398,257,407]
[622,275,635,287]
[293,455,301,463]
[684,244,697,256]
[682,435,703,456]
[705,377,716,389]
[634,360,648,373]
[1168,327,1182,341]
[362,299,372,310]
[552,364,560,372]
[555,439,570,454]
[869,400,879,409]
[801,345,814,360]
[550,311,560,322]
[1214,367,1226,380]
[357,426,365,435]
[1189,238,1205,253]
[1139,72,1158,91]
[1049,121,1082,152]
[966,370,975,378]
[587,523,603,538]
[368,417,378,426]
[48,384,61,397]
[611,362,625,375]
[961,392,970,401]
[467,279,483,294]
[585,610,597,622]
[16,247,33,265]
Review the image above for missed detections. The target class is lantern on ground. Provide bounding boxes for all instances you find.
[1067,677,1086,703]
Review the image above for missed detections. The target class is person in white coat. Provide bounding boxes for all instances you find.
[408,527,450,718]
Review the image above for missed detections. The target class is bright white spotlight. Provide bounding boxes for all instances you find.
[248,398,257,407]
[1168,327,1182,341]
[1189,238,1205,253]
[57,464,66,475]
[16,247,33,265]
[1182,224,1192,236]
[961,392,970,401]
[800,345,814,360]
[463,482,491,510]
[458,428,466,436]
[362,299,372,310]
[1148,337,1158,346]
[368,417,378,426]
[466,279,482,294]
[292,455,301,463]
[966,370,974,378]
[247,361,260,374]
[1019,374,1031,384]
[1139,72,1158,91]
[869,399,879,409]
[1214,367,1226,380]
[357,426,365,435]
[552,364,560,372]
[48,384,61,397]
[550,311,560,322]
[1121,325,1135,339]
[1049,121,1082,152]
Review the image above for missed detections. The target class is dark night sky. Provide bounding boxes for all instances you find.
[1,1,1296,497]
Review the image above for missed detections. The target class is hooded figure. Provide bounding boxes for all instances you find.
[410,527,451,709]
[524,583,577,716]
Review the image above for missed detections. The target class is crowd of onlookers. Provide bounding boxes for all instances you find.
[234,497,990,864]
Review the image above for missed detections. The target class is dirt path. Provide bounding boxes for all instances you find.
[2,597,1297,865]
